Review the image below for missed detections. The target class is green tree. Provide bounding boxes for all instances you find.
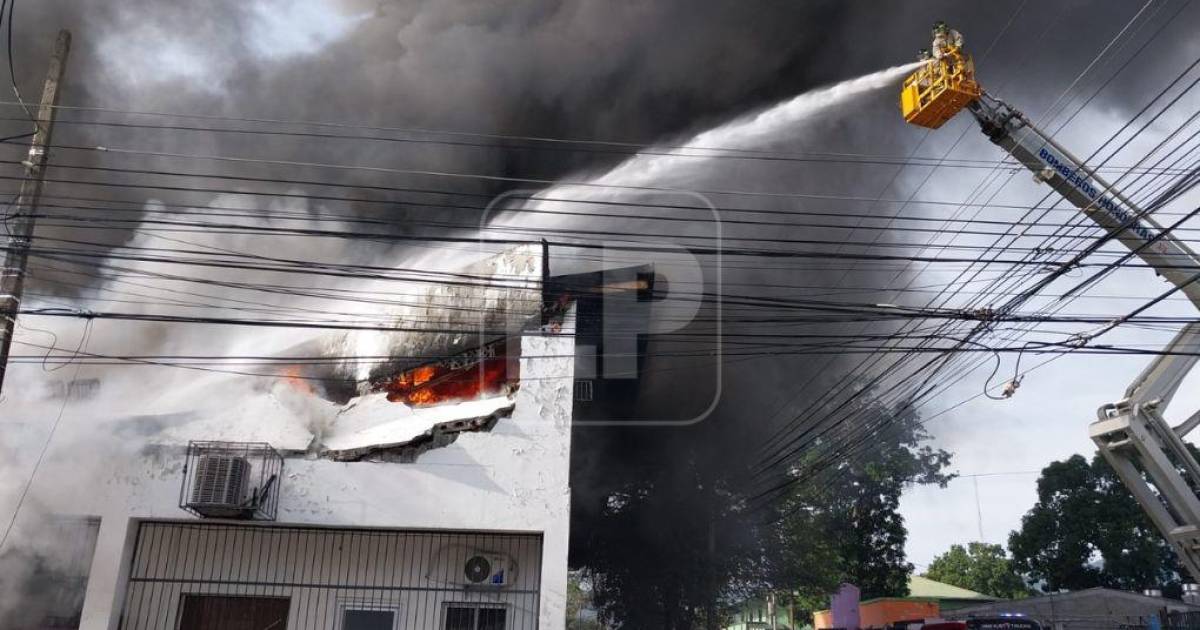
[768,394,954,613]
[924,542,1028,598]
[567,572,603,630]
[573,386,953,628]
[1008,454,1183,595]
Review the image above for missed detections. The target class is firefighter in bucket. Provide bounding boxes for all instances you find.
[931,21,964,61]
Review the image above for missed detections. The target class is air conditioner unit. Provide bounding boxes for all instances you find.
[180,442,283,521]
[463,554,510,587]
[188,454,250,518]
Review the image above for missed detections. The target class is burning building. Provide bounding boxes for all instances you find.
[4,244,653,630]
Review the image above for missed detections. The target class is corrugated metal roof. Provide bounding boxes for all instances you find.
[945,587,1200,630]
[909,576,996,600]
[815,577,997,618]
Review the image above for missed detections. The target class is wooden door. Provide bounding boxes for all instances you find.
[177,595,289,630]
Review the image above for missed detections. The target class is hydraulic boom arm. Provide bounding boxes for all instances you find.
[901,25,1200,581]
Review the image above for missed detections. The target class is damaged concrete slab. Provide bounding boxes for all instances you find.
[314,393,517,461]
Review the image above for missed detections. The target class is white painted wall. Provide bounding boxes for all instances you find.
[52,324,576,630]
[121,522,544,629]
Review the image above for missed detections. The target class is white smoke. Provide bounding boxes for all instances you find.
[488,62,921,280]
[583,62,924,192]
[491,62,922,237]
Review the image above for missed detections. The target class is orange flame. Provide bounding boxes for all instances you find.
[280,365,315,396]
[378,355,514,407]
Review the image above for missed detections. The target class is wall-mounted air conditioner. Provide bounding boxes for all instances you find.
[189,454,250,517]
[463,553,510,587]
[180,441,283,520]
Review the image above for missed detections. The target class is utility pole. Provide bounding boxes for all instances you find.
[0,29,71,395]
[706,513,718,630]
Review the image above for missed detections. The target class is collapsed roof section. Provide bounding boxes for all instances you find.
[353,245,546,390]
[278,244,545,403]
[277,243,655,406]
[257,244,655,459]
[318,394,517,462]
[78,244,654,466]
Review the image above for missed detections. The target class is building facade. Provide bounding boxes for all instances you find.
[0,246,627,630]
[66,324,576,630]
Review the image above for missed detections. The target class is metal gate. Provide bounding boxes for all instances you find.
[120,521,542,629]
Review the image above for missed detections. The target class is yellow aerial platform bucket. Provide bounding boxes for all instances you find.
[900,50,982,129]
